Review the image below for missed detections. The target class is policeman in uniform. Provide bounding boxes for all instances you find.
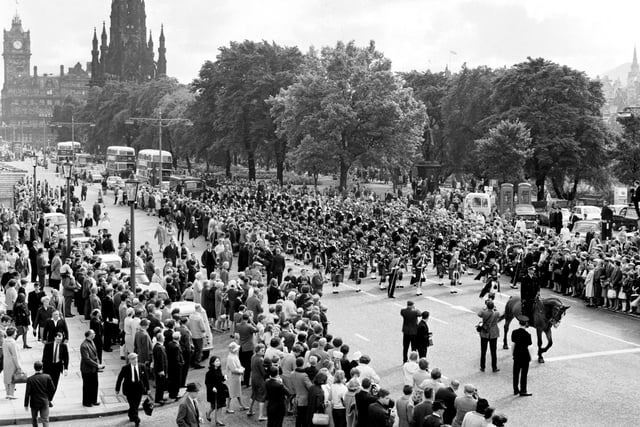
[520,265,540,321]
[512,314,532,396]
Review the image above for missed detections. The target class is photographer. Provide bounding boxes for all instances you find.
[367,388,395,427]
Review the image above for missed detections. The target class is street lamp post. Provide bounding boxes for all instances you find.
[32,156,38,223]
[61,161,74,257]
[124,179,140,293]
[126,112,192,187]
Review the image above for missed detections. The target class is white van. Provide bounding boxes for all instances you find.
[464,193,492,218]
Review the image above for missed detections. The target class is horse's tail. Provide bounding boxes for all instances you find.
[504,295,517,321]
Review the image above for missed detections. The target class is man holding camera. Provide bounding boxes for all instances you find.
[367,388,395,427]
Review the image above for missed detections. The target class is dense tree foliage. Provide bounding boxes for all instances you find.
[190,40,303,182]
[271,41,426,191]
[486,57,610,200]
[473,119,532,183]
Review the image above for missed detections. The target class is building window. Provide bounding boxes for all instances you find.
[46,89,53,96]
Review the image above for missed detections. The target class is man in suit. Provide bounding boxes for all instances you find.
[400,300,419,363]
[42,332,69,394]
[434,379,459,425]
[152,332,168,404]
[176,383,202,427]
[163,239,179,267]
[368,388,394,427]
[166,332,184,400]
[133,319,153,373]
[80,329,104,407]
[415,310,431,359]
[412,387,434,427]
[355,378,377,427]
[270,247,286,285]
[265,366,289,427]
[49,250,62,291]
[42,310,69,343]
[116,353,150,427]
[289,357,312,427]
[512,315,532,397]
[424,400,446,427]
[24,361,56,427]
[200,243,217,280]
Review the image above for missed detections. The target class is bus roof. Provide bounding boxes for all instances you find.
[106,146,135,153]
[138,149,172,156]
[57,141,81,148]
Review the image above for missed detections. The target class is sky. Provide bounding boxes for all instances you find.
[1,0,640,89]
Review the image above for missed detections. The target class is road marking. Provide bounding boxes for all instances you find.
[354,333,370,342]
[426,296,453,307]
[451,305,475,314]
[572,325,640,347]
[544,347,640,362]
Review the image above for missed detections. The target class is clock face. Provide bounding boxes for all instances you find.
[13,40,22,50]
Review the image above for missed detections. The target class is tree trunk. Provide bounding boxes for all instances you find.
[276,159,284,186]
[535,176,546,201]
[339,158,349,193]
[225,150,231,178]
[313,172,319,189]
[247,150,256,181]
[205,157,210,173]
[185,155,192,174]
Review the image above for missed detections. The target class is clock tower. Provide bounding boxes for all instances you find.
[3,14,31,84]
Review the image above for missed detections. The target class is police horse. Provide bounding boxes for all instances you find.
[503,296,570,363]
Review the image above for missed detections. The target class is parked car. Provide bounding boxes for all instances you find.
[612,207,639,231]
[90,171,103,183]
[43,212,67,229]
[572,220,600,239]
[571,205,601,221]
[515,204,538,229]
[106,175,125,190]
[97,253,122,269]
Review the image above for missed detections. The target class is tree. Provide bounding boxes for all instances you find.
[286,135,336,187]
[191,41,303,182]
[488,57,609,200]
[613,114,640,185]
[271,40,426,191]
[440,65,497,174]
[401,70,449,162]
[51,96,83,142]
[473,119,533,183]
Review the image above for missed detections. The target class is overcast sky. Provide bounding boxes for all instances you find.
[1,0,639,89]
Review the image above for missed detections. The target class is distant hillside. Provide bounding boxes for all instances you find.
[601,62,631,84]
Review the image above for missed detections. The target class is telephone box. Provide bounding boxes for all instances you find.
[517,182,532,205]
[500,183,514,214]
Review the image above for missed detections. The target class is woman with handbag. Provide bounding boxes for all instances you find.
[3,327,23,399]
[225,342,249,412]
[205,356,230,426]
[308,371,330,426]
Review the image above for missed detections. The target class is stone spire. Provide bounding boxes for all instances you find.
[157,24,166,76]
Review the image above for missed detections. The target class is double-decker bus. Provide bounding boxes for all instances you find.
[136,149,173,185]
[56,141,81,164]
[105,146,136,178]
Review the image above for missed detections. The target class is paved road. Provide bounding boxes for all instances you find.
[10,159,640,426]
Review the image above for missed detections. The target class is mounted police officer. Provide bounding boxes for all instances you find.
[520,265,540,321]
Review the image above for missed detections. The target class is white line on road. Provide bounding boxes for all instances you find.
[451,305,475,314]
[544,347,640,362]
[426,296,453,307]
[354,333,370,342]
[572,325,640,347]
